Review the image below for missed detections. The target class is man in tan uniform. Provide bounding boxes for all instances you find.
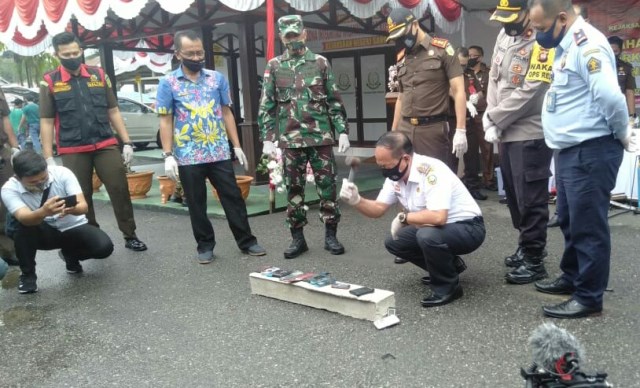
[484,0,554,285]
[386,8,468,168]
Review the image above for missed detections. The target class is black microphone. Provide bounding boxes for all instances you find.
[529,322,585,374]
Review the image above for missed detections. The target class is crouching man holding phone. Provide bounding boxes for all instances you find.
[1,151,113,293]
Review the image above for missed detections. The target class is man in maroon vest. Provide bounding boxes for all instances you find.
[40,32,147,252]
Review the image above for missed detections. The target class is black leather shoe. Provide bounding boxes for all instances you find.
[535,277,575,295]
[470,190,488,201]
[421,285,463,307]
[394,256,408,264]
[543,298,602,319]
[421,256,466,285]
[499,196,508,204]
[547,214,560,228]
[125,238,148,251]
[504,247,524,268]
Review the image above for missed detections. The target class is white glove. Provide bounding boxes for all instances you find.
[10,147,20,164]
[451,129,468,159]
[338,133,350,153]
[45,157,57,167]
[469,93,479,105]
[164,155,179,181]
[390,213,405,240]
[262,140,276,157]
[466,101,478,118]
[234,147,248,167]
[122,144,134,165]
[482,112,493,130]
[339,178,361,205]
[621,128,637,153]
[484,126,501,144]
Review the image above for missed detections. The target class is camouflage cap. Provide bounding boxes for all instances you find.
[278,15,304,36]
[386,8,416,42]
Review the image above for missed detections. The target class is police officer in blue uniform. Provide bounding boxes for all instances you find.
[528,0,635,319]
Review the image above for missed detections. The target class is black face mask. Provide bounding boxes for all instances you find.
[381,157,409,181]
[467,58,479,68]
[182,58,205,73]
[400,25,419,51]
[503,16,529,37]
[60,57,82,71]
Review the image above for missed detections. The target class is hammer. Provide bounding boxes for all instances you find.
[345,156,361,183]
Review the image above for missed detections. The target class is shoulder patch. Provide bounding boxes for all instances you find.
[582,48,600,57]
[416,163,432,175]
[445,43,454,56]
[431,37,449,49]
[586,57,601,74]
[573,29,588,46]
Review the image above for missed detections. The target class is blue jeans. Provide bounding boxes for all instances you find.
[556,135,623,308]
[27,123,42,153]
[16,132,27,150]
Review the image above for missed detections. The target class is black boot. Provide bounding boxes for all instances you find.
[284,228,308,259]
[504,247,524,268]
[324,223,345,255]
[505,252,548,284]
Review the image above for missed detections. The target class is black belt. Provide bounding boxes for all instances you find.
[403,115,447,126]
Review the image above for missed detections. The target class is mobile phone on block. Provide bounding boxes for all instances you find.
[349,287,374,297]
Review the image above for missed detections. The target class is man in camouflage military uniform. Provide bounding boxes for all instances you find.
[258,15,350,259]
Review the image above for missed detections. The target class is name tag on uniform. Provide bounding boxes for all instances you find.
[546,91,556,112]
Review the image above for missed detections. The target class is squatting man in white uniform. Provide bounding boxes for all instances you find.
[340,132,486,307]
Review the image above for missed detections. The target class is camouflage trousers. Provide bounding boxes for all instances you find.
[284,145,340,229]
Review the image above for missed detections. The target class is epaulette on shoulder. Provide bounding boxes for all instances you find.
[573,29,588,46]
[431,37,449,49]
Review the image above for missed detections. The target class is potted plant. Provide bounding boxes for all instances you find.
[157,175,177,204]
[211,175,254,201]
[125,162,154,199]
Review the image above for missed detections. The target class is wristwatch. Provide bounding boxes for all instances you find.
[161,151,173,159]
[398,210,409,225]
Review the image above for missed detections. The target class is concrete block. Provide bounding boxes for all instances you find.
[249,273,395,322]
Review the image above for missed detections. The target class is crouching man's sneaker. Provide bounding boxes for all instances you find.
[18,274,38,294]
[242,243,267,256]
[59,250,82,274]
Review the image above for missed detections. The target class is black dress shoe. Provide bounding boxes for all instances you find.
[499,196,508,204]
[470,190,488,201]
[421,285,463,307]
[421,256,466,285]
[547,214,560,228]
[394,256,408,264]
[535,277,576,295]
[542,298,602,319]
[125,238,148,251]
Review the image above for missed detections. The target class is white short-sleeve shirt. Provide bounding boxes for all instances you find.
[376,154,481,223]
[2,166,88,232]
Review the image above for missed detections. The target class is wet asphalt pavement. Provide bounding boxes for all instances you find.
[1,179,639,387]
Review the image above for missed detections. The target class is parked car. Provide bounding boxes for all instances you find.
[117,96,161,149]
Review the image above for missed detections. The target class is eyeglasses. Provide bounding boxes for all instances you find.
[180,50,205,59]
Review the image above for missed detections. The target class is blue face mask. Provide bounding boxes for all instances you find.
[535,16,566,49]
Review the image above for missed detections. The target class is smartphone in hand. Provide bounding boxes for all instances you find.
[61,195,77,208]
